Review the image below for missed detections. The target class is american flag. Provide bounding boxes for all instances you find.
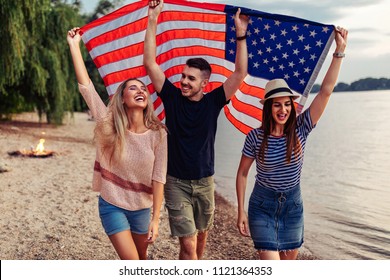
[80,0,334,134]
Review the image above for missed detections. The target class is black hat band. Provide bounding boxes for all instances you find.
[265,87,293,99]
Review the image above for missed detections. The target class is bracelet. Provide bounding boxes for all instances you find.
[236,34,247,41]
[333,52,345,58]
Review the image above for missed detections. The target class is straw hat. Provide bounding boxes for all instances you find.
[260,79,300,104]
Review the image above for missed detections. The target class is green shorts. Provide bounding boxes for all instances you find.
[164,175,215,237]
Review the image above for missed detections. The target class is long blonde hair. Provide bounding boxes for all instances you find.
[94,78,166,164]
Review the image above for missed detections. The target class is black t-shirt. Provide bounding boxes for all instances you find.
[158,78,227,180]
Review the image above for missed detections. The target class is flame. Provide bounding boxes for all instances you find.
[34,139,45,155]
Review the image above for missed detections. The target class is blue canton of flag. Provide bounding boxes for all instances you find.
[225,6,334,98]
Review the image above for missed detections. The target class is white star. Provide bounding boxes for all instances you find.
[300,79,305,85]
[304,24,309,28]
[289,61,295,68]
[274,20,281,26]
[229,49,235,55]
[253,62,260,68]
[254,27,260,34]
[276,43,282,50]
[282,52,289,59]
[264,23,271,31]
[316,40,324,47]
[258,49,263,55]
[293,49,300,55]
[230,38,236,43]
[272,56,279,62]
[266,47,272,53]
[269,66,275,73]
[270,33,276,40]
[322,26,330,33]
[298,35,305,42]
[292,25,299,32]
[279,64,285,70]
[293,71,300,77]
[304,44,311,51]
[310,54,317,60]
[248,53,254,59]
[284,74,290,80]
[287,39,294,46]
[299,57,306,64]
[252,40,258,46]
[260,37,266,44]
[304,67,311,73]
[281,29,287,36]
[249,18,254,25]
[230,26,236,32]
[263,58,269,64]
[247,30,252,37]
[310,30,317,37]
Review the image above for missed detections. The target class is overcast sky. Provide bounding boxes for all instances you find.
[80,0,390,84]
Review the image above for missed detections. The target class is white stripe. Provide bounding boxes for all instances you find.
[226,101,261,129]
[164,3,225,15]
[82,7,148,44]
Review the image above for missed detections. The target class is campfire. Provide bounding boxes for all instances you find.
[8,138,55,158]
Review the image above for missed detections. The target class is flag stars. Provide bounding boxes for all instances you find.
[304,44,311,51]
[266,46,272,53]
[322,26,330,33]
[298,35,305,41]
[284,74,290,80]
[310,30,317,37]
[289,61,295,67]
[249,18,254,25]
[230,37,236,43]
[292,25,299,32]
[293,49,300,55]
[310,54,317,60]
[260,37,266,44]
[229,49,235,55]
[253,62,260,68]
[269,66,276,73]
[281,29,288,36]
[299,57,306,64]
[287,39,294,46]
[264,23,271,31]
[304,67,311,73]
[276,43,282,50]
[270,33,277,40]
[272,56,279,62]
[263,58,269,64]
[282,52,289,59]
[257,49,263,55]
[230,26,236,32]
[293,71,300,77]
[251,40,258,46]
[279,64,285,70]
[254,27,260,34]
[316,40,323,47]
[248,53,254,59]
[274,20,281,26]
[299,79,306,85]
[304,24,309,28]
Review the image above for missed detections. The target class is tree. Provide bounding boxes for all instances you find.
[0,0,85,123]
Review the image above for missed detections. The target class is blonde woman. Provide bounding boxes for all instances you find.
[67,27,167,260]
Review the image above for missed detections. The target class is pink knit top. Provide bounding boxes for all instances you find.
[79,81,167,211]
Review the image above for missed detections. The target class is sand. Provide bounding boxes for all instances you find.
[0,112,316,260]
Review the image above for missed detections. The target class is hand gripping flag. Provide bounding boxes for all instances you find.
[80,0,334,134]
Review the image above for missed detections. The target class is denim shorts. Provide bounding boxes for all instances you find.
[164,175,215,237]
[98,196,151,236]
[248,184,304,251]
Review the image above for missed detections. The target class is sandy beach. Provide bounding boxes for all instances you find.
[0,112,316,260]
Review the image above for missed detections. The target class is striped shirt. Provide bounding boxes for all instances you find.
[242,109,315,192]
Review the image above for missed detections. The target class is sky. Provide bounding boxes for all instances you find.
[79,0,390,84]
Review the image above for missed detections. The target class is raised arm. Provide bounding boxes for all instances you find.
[223,8,249,101]
[67,27,90,86]
[143,0,166,93]
[309,27,348,125]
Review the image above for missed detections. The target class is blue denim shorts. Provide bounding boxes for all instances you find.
[248,184,304,251]
[98,196,151,236]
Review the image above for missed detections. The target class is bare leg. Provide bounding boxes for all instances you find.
[109,230,140,260]
[132,232,150,260]
[258,250,281,260]
[196,231,208,260]
[280,249,299,260]
[179,235,197,260]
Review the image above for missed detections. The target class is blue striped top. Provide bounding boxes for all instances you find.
[242,109,315,191]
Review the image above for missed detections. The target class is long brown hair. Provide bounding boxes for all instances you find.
[94,78,166,164]
[258,96,301,163]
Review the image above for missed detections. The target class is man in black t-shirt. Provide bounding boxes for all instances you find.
[144,0,248,260]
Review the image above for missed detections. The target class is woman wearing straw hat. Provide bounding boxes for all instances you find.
[236,27,348,260]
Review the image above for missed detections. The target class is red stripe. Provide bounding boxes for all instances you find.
[230,95,262,120]
[94,161,153,194]
[224,107,253,135]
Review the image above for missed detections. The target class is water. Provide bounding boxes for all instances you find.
[214,90,390,260]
